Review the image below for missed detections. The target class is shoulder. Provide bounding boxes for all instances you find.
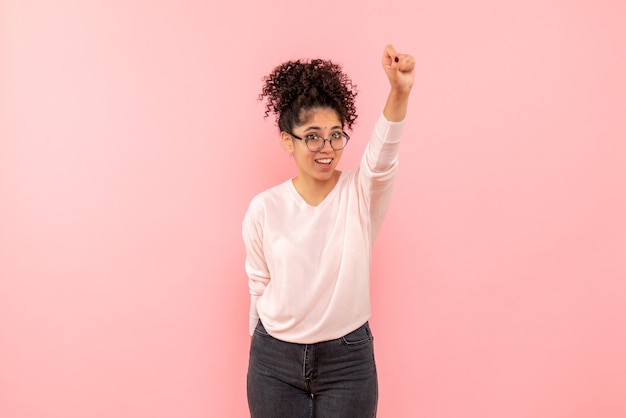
[245,179,292,217]
[243,179,292,237]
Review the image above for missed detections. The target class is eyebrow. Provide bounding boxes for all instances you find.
[303,125,343,132]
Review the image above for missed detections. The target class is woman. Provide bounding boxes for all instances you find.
[243,44,415,417]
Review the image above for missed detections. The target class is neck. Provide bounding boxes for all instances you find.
[292,171,341,206]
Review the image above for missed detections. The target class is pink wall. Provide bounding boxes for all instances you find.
[1,1,624,417]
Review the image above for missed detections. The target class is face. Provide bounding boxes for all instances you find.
[281,107,344,184]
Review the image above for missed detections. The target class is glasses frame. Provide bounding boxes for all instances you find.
[289,131,351,152]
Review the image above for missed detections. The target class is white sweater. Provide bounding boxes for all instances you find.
[242,114,404,344]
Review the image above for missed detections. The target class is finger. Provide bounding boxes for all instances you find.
[398,54,415,73]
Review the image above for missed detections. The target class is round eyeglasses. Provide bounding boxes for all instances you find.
[289,131,350,152]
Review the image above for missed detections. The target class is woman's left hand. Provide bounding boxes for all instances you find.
[382,44,415,94]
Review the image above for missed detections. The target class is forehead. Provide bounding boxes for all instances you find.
[297,107,341,128]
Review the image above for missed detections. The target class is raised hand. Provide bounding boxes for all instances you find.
[381,44,415,122]
[382,44,415,94]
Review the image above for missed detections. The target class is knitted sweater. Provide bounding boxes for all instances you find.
[242,113,404,344]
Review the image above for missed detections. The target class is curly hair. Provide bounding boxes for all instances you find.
[259,59,358,133]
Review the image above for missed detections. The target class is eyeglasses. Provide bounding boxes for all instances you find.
[289,131,350,152]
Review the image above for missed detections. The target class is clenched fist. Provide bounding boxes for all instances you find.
[382,44,415,94]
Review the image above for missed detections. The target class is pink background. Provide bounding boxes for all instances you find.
[1,1,625,417]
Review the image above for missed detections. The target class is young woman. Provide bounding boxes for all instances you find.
[243,44,415,417]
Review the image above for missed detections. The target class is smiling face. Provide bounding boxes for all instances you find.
[281,107,345,187]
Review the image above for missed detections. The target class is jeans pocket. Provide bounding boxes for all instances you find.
[340,322,372,346]
[253,320,271,337]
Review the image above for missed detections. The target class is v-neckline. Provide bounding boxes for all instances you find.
[288,172,344,208]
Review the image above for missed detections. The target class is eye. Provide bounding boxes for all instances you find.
[330,132,343,139]
[305,134,320,141]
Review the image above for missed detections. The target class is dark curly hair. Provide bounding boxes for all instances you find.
[259,59,358,133]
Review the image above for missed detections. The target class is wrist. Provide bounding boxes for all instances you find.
[388,86,413,97]
[383,89,411,122]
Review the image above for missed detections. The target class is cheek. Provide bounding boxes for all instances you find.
[293,146,312,158]
[293,149,312,164]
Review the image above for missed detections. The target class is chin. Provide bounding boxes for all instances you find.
[316,170,337,181]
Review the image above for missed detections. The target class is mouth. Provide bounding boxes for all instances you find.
[315,158,333,165]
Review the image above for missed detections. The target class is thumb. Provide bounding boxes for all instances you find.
[382,44,399,68]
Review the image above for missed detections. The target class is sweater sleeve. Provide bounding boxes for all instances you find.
[358,113,405,240]
[242,199,270,335]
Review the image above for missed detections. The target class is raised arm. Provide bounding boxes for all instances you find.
[381,44,415,122]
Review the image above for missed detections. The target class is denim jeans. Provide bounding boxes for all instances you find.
[247,321,378,418]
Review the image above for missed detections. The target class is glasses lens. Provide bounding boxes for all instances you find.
[330,133,348,150]
[306,135,324,151]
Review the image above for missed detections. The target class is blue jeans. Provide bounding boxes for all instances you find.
[247,321,378,417]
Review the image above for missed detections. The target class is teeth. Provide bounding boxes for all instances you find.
[316,159,332,164]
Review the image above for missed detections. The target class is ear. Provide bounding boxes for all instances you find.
[280,131,294,154]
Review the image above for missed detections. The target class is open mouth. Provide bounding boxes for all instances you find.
[315,158,333,165]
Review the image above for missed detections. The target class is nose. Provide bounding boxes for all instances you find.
[320,138,334,152]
